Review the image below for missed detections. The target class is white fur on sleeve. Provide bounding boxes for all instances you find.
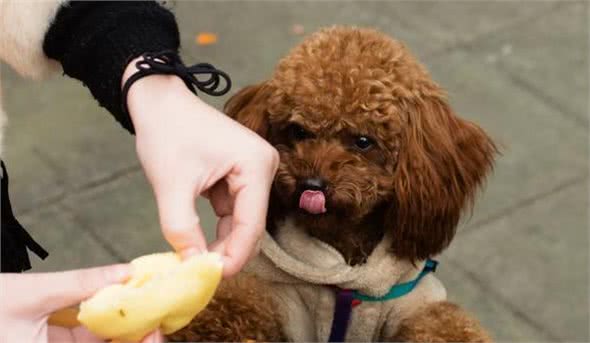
[0,0,66,79]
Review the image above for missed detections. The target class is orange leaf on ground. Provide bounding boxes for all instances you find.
[196,32,218,45]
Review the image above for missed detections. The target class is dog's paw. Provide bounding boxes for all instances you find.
[167,274,285,342]
[389,301,492,343]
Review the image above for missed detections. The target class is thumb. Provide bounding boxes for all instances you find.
[16,264,131,314]
[140,330,165,343]
[156,188,208,258]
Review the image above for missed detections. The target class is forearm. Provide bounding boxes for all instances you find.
[42,1,181,133]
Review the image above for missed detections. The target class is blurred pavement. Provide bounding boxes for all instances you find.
[1,1,588,341]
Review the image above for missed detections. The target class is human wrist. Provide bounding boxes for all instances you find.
[123,56,189,128]
[126,79,193,133]
[122,52,231,133]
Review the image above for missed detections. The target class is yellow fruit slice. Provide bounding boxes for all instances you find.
[51,252,222,342]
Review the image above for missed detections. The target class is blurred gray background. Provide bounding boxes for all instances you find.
[1,1,588,341]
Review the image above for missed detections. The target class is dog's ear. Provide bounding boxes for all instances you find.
[224,83,272,139]
[387,95,497,261]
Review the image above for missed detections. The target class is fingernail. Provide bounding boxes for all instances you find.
[145,331,159,343]
[112,264,132,282]
[153,330,165,343]
[180,247,205,259]
[220,256,236,278]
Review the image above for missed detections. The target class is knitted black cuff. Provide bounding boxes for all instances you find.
[43,1,181,133]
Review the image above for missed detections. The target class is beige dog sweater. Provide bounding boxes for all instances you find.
[245,218,447,341]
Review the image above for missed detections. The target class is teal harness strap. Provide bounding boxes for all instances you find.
[327,259,438,342]
[352,259,438,302]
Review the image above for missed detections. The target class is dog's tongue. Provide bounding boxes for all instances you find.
[299,190,327,214]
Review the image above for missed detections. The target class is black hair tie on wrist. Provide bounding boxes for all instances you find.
[121,50,232,130]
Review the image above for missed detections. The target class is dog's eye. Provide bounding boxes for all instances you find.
[287,123,312,141]
[354,136,375,151]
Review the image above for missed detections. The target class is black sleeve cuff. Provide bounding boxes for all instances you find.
[43,1,181,133]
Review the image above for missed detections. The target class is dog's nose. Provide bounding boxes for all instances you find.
[299,178,327,192]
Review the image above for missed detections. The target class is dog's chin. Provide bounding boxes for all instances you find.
[294,207,330,221]
[289,199,361,230]
[290,210,339,234]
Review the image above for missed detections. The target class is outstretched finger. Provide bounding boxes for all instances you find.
[221,180,270,276]
[12,264,131,314]
[208,215,232,255]
[156,188,208,259]
[141,330,165,343]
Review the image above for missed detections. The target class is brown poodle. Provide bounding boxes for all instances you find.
[169,26,497,342]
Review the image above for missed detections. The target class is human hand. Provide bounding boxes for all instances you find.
[123,60,279,276]
[0,265,164,343]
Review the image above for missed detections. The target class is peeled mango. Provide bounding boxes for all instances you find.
[77,252,223,342]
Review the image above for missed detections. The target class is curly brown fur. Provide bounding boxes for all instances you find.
[389,301,492,342]
[225,26,497,264]
[179,26,496,342]
[167,274,285,342]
